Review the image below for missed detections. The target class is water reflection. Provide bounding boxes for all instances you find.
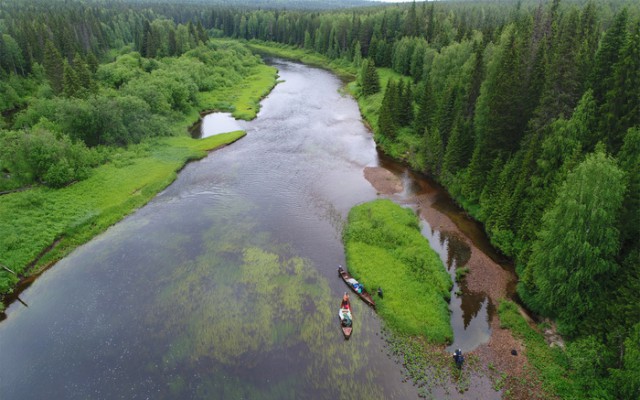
[421,222,492,352]
[190,112,244,138]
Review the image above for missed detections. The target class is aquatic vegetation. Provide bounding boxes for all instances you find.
[155,230,385,397]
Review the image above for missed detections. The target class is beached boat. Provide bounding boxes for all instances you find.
[337,265,376,308]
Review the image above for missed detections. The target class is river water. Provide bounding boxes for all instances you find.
[0,60,502,399]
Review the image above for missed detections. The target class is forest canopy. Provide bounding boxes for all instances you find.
[0,0,638,398]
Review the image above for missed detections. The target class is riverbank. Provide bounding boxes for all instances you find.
[365,162,559,399]
[247,41,563,399]
[0,55,278,311]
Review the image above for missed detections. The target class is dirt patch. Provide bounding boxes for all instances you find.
[364,166,403,194]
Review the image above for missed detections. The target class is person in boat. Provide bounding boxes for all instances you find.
[353,282,364,294]
[341,309,352,327]
[341,293,350,309]
[452,349,464,369]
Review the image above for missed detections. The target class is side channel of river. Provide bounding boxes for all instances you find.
[0,59,509,399]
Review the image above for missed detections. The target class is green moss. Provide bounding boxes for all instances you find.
[343,199,452,343]
[455,266,470,282]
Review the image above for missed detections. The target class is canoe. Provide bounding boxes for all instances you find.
[339,306,353,339]
[337,265,376,308]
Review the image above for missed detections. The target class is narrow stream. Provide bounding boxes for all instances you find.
[0,59,507,399]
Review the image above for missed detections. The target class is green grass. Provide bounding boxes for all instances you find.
[455,266,470,282]
[0,132,245,300]
[498,300,581,399]
[245,40,358,81]
[343,199,453,343]
[197,61,278,120]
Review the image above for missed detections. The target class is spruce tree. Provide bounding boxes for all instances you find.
[617,128,640,261]
[73,53,92,93]
[414,78,434,136]
[43,40,64,94]
[600,20,640,153]
[378,80,397,139]
[590,9,629,105]
[352,41,362,68]
[524,149,626,335]
[360,58,380,96]
[397,80,413,127]
[303,31,313,50]
[443,117,473,179]
[63,60,80,98]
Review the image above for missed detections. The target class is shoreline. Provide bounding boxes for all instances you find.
[0,55,279,312]
[244,42,547,397]
[365,165,546,399]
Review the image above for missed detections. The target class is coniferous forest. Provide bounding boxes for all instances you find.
[1,0,639,398]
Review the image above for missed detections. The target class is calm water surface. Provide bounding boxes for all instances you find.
[191,112,244,138]
[0,60,500,399]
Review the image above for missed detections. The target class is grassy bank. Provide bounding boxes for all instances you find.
[245,41,358,81]
[0,132,244,304]
[197,46,278,120]
[0,46,278,309]
[343,199,452,343]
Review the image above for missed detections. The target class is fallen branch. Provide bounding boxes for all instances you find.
[1,264,17,275]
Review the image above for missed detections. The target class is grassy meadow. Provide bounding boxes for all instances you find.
[343,199,453,343]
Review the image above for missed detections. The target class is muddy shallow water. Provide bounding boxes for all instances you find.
[0,59,515,399]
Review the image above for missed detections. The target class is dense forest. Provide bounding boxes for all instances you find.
[1,0,639,398]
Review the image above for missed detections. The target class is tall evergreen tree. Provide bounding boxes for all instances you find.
[442,117,473,180]
[352,41,363,68]
[405,1,418,37]
[360,58,380,96]
[600,20,640,153]
[43,40,64,94]
[465,25,527,201]
[378,79,398,139]
[522,149,626,336]
[414,78,435,136]
[617,128,640,261]
[398,80,413,127]
[532,7,585,128]
[63,60,81,98]
[590,9,629,105]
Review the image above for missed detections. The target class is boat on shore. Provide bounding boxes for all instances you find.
[338,265,376,308]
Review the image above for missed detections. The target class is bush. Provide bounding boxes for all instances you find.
[0,128,96,187]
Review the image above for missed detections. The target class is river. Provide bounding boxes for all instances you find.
[0,59,506,399]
